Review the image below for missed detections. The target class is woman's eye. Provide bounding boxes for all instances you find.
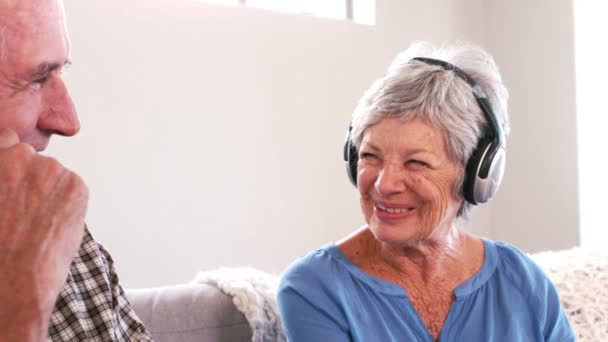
[407,160,428,168]
[360,152,378,160]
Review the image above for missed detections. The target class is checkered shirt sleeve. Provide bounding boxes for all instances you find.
[47,227,153,341]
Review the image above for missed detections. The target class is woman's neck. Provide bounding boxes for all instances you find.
[340,227,484,287]
[377,228,470,282]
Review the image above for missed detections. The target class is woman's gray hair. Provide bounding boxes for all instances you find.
[350,42,510,218]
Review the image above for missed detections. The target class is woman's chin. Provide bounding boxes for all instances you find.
[368,220,421,246]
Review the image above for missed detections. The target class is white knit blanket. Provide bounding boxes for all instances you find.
[192,267,286,342]
[531,248,608,342]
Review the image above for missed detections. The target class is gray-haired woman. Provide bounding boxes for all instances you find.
[277,42,575,341]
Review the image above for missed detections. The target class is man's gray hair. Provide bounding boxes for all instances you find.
[350,42,510,218]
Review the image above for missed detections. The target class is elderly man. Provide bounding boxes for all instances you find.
[0,0,152,340]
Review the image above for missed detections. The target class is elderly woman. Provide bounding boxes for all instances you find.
[277,42,575,341]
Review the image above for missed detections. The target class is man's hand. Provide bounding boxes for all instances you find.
[0,128,88,341]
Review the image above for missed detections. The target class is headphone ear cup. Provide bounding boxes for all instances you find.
[464,138,505,204]
[463,139,487,204]
[343,127,358,186]
[343,140,358,186]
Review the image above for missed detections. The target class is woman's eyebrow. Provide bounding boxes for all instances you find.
[406,148,434,155]
[360,142,380,151]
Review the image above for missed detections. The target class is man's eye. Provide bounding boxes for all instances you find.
[33,76,49,85]
[27,76,49,91]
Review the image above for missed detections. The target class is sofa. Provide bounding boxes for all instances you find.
[126,248,608,342]
[127,284,252,342]
[127,267,282,342]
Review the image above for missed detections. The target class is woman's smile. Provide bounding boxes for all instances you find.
[374,202,417,220]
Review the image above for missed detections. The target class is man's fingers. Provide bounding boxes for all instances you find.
[0,128,20,149]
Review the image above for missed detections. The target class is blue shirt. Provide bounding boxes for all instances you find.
[278,239,575,341]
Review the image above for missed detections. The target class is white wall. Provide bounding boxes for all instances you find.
[485,0,580,252]
[50,0,578,288]
[574,1,608,250]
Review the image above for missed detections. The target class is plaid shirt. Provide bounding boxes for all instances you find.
[47,227,152,341]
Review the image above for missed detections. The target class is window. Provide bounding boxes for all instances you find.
[197,0,376,25]
[574,1,608,249]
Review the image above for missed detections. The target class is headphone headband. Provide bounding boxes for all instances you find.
[411,57,504,147]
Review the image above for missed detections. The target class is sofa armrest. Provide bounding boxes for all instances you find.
[126,284,252,342]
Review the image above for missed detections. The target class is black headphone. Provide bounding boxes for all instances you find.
[343,57,506,205]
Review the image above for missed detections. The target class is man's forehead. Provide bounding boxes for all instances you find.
[0,0,69,71]
[0,0,67,41]
[0,0,35,16]
[0,0,64,25]
[0,0,19,8]
[0,0,60,8]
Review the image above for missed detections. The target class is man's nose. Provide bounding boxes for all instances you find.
[37,76,80,137]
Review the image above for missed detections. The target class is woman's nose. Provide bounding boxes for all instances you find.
[374,163,407,195]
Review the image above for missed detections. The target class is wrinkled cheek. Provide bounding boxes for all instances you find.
[359,195,374,223]
[4,94,41,127]
[421,192,449,231]
[357,167,377,224]
[410,175,450,231]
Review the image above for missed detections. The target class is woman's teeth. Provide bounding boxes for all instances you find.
[377,204,412,213]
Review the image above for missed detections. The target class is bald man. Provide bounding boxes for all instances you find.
[0,0,151,340]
